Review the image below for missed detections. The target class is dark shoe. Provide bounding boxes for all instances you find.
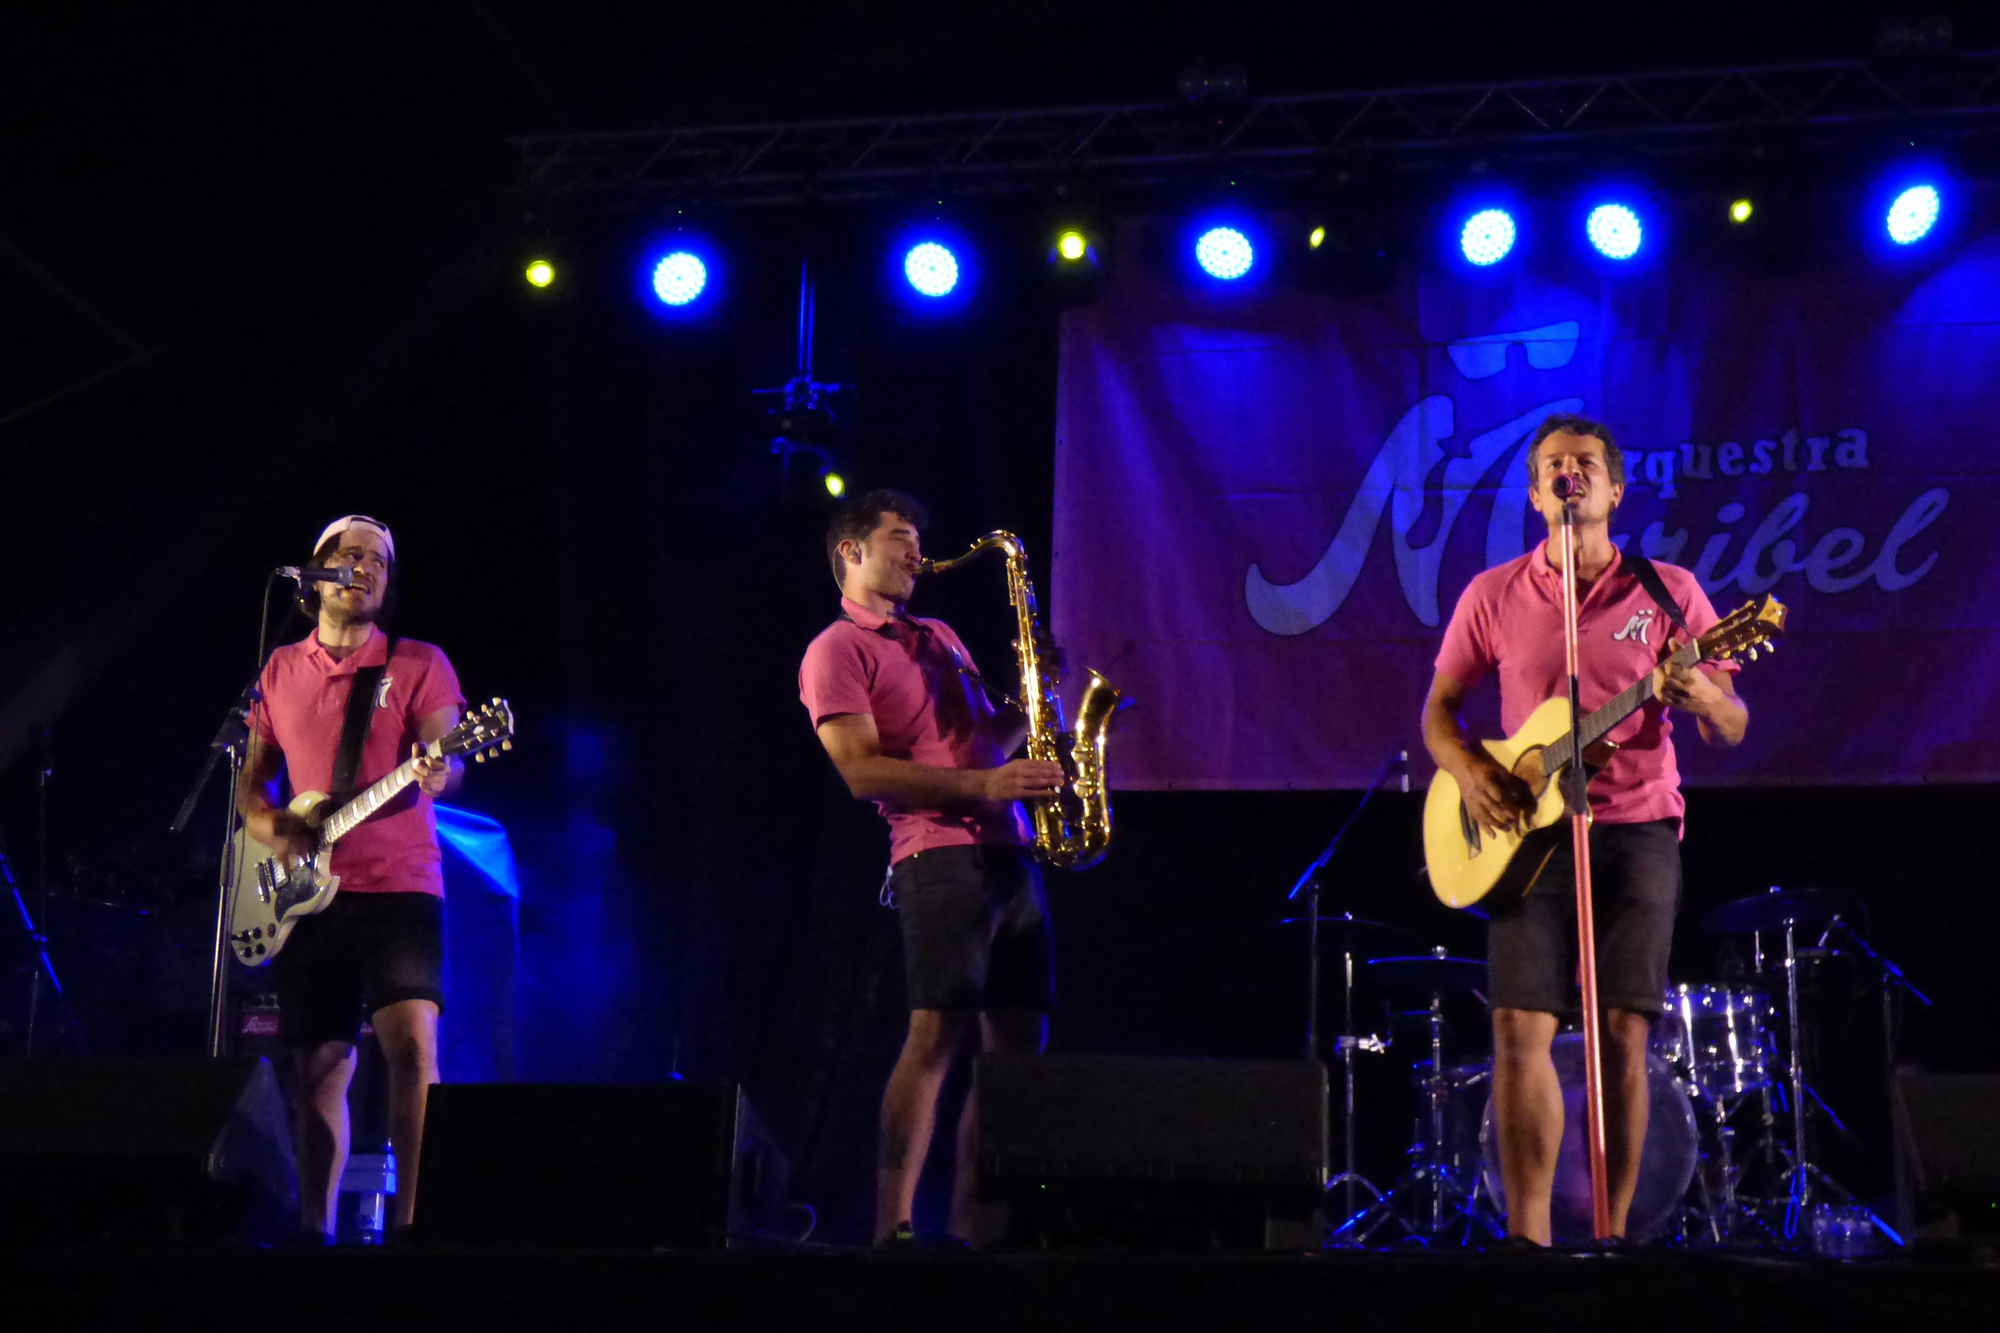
[1491,1234,1548,1252]
[875,1221,919,1251]
[933,1234,975,1254]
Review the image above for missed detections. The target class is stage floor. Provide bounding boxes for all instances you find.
[14,1244,2000,1332]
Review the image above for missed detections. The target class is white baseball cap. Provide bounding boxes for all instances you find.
[313,514,395,563]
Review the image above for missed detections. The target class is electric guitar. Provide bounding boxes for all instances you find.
[228,699,515,966]
[1423,597,1785,910]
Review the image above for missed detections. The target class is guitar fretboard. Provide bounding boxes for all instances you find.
[1542,639,1703,775]
[323,757,425,845]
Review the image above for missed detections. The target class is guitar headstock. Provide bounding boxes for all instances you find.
[438,698,516,764]
[1697,595,1788,664]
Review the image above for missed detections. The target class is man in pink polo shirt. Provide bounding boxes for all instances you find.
[1423,415,1748,1247]
[800,490,1065,1248]
[240,514,466,1241]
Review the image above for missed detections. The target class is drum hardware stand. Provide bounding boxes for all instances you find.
[1286,748,1406,1245]
[2,827,82,1056]
[1761,892,1905,1249]
[1334,954,1496,1247]
[1553,481,1613,1241]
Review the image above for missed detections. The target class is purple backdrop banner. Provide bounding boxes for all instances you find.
[1052,214,2000,789]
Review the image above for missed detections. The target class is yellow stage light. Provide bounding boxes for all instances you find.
[824,472,847,499]
[1729,199,1754,225]
[1308,226,1327,249]
[524,259,556,288]
[1056,230,1088,261]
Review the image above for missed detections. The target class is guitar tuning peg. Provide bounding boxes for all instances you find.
[474,752,488,763]
[1764,641,1777,653]
[1747,647,1759,661]
[500,740,512,751]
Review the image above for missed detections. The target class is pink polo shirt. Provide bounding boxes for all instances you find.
[1435,541,1737,829]
[800,596,1030,864]
[250,627,466,897]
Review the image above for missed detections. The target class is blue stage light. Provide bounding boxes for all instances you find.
[1586,204,1643,260]
[651,250,708,306]
[903,242,961,297]
[1886,185,1941,245]
[1194,226,1254,280]
[1460,208,1517,266]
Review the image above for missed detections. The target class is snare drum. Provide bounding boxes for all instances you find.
[1656,984,1775,1100]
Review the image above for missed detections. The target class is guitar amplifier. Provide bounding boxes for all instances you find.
[974,1054,1328,1250]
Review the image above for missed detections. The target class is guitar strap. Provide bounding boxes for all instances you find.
[330,636,395,806]
[1622,555,1692,640]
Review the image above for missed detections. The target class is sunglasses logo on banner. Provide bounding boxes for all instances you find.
[1244,319,1948,635]
[1245,322,1583,634]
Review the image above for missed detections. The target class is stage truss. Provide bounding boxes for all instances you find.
[514,53,2000,204]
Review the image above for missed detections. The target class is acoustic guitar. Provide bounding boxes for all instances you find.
[1423,596,1785,910]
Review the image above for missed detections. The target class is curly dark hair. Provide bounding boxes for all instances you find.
[1525,412,1625,486]
[825,489,929,587]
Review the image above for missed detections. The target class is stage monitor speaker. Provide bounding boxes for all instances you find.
[974,1054,1328,1250]
[0,1056,296,1244]
[1893,1070,2000,1240]
[416,1081,788,1249]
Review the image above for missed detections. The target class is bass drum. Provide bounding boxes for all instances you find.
[1478,1033,1698,1243]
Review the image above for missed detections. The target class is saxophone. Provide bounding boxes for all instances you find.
[917,531,1129,870]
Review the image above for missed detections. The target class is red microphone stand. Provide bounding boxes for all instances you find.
[1556,483,1613,1241]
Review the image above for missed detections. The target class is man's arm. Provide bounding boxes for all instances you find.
[1421,671,1535,836]
[1660,664,1748,748]
[413,704,464,796]
[816,713,1063,807]
[237,733,316,861]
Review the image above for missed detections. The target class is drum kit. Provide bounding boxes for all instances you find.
[1291,886,1929,1252]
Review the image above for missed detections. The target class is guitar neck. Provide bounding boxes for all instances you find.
[322,752,430,846]
[1546,640,1702,773]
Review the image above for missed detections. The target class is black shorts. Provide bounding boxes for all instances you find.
[889,845,1053,1013]
[274,891,446,1047]
[1487,819,1680,1019]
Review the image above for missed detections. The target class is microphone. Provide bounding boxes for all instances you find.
[277,565,354,587]
[1551,475,1579,501]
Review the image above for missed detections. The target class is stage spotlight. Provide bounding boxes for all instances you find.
[1886,184,1941,245]
[903,242,961,297]
[652,251,708,306]
[1308,226,1327,250]
[1194,226,1254,280]
[1056,230,1089,262]
[1586,204,1643,260]
[1459,208,1516,267]
[823,471,846,499]
[1729,199,1754,225]
[524,259,556,288]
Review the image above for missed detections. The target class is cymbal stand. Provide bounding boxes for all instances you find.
[1,831,80,1056]
[1771,905,1905,1249]
[1335,957,1493,1247]
[1286,749,1405,1244]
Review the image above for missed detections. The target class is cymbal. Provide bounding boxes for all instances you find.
[1365,953,1488,996]
[1274,914,1424,955]
[1701,888,1863,936]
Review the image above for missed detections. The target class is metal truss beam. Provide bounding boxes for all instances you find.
[514,54,2000,204]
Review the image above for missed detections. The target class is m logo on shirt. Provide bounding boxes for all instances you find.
[1610,609,1655,645]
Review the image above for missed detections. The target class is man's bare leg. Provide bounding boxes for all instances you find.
[372,997,442,1230]
[877,1008,972,1242]
[294,1039,358,1237]
[948,1008,1047,1241]
[1491,1006,1562,1245]
[1601,1007,1652,1238]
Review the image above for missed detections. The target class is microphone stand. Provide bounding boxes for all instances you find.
[170,570,289,1058]
[1286,747,1406,1240]
[1557,493,1613,1241]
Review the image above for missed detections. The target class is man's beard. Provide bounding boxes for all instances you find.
[322,594,379,629]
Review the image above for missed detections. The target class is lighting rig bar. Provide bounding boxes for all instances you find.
[514,53,2000,204]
